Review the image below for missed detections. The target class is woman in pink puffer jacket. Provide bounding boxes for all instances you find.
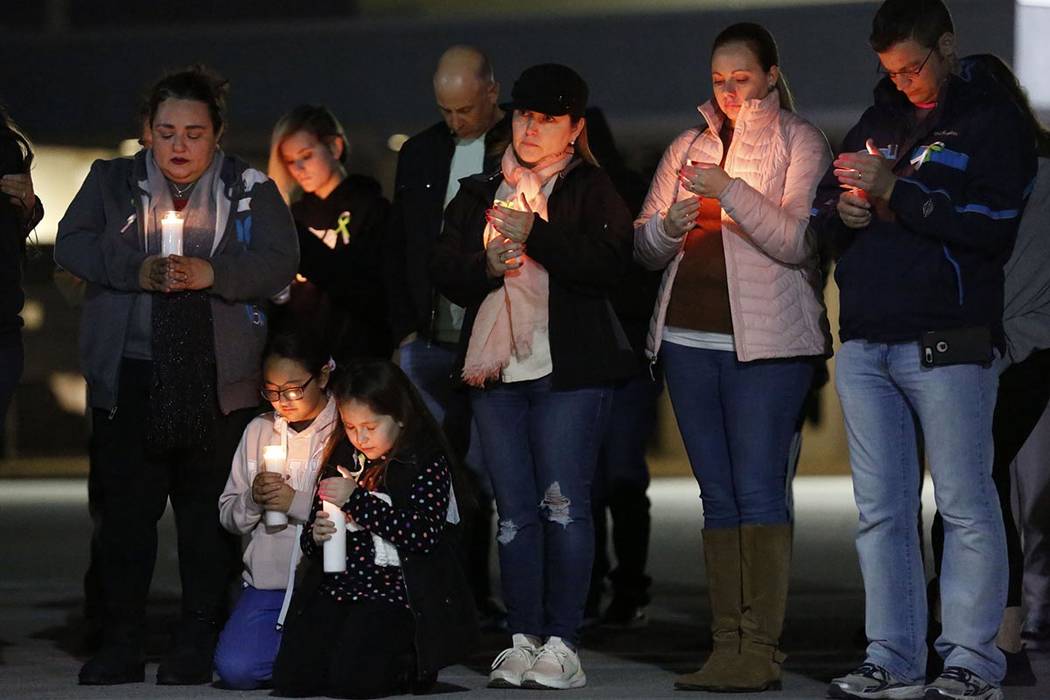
[634,22,831,694]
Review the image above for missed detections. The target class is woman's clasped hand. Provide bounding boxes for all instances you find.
[139,254,215,293]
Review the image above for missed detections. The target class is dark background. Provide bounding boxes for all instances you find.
[0,0,1018,466]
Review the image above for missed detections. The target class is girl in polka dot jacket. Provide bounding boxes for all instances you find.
[273,359,479,699]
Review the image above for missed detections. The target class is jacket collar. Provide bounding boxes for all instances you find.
[129,148,251,200]
[273,394,339,440]
[698,89,781,134]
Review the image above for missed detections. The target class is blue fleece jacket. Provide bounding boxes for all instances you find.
[812,65,1037,348]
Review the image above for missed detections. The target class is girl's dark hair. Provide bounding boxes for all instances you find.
[328,359,450,464]
[262,328,331,377]
[712,22,795,113]
[147,65,229,133]
[870,0,954,53]
[268,104,350,200]
[323,359,476,512]
[967,54,1050,158]
[0,105,34,171]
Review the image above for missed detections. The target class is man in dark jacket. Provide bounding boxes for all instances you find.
[385,45,509,621]
[813,3,1036,700]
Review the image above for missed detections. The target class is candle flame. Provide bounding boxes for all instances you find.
[162,210,182,223]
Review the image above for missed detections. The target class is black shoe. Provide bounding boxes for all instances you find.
[600,598,648,629]
[78,645,145,685]
[476,597,508,633]
[410,671,438,695]
[1003,648,1037,686]
[156,615,219,685]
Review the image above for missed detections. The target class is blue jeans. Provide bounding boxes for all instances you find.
[213,584,285,689]
[661,342,813,529]
[471,376,611,645]
[836,340,1006,684]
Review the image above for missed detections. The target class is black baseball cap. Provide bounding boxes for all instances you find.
[501,64,589,119]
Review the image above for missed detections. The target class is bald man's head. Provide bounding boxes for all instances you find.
[433,45,501,140]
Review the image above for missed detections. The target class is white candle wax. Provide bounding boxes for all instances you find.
[323,502,347,573]
[261,445,288,527]
[160,211,184,256]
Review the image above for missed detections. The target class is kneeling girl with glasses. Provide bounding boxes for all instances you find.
[214,330,339,690]
[272,359,478,698]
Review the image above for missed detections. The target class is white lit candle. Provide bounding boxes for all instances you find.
[322,501,347,573]
[161,210,184,256]
[261,445,288,527]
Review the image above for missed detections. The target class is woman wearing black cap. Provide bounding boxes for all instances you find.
[431,63,635,689]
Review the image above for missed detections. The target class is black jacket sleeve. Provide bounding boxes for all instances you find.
[429,190,502,309]
[526,169,633,296]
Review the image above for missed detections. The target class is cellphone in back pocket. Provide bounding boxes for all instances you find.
[920,326,993,367]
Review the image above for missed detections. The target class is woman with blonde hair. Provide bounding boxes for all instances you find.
[634,22,831,692]
[268,105,391,360]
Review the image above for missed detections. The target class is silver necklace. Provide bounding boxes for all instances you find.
[169,180,196,198]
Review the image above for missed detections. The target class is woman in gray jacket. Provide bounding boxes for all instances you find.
[55,66,298,687]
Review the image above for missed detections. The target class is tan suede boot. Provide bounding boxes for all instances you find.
[718,523,792,692]
[674,527,743,691]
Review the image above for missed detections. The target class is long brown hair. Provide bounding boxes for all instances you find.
[322,359,459,491]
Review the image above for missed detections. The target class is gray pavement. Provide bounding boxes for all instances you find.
[2,477,1048,699]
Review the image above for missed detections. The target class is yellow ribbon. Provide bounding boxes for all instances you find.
[335,211,352,245]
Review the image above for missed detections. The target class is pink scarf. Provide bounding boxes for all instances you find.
[461,146,573,387]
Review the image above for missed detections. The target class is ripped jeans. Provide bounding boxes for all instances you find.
[471,376,611,645]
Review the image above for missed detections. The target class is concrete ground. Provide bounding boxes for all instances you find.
[2,476,1048,699]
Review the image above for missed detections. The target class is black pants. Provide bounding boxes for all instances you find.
[273,597,416,699]
[91,359,255,643]
[0,340,22,438]
[933,348,1050,607]
[589,371,661,610]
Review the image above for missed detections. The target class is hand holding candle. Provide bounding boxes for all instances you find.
[261,445,289,527]
[318,466,357,507]
[680,159,731,198]
[833,138,897,201]
[139,255,172,292]
[487,195,535,244]
[663,197,702,238]
[252,471,293,511]
[485,236,525,278]
[166,256,215,292]
[837,189,872,229]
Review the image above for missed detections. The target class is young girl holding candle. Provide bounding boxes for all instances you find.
[272,359,478,699]
[214,330,338,690]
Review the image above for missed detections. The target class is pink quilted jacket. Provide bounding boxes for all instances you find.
[634,91,833,362]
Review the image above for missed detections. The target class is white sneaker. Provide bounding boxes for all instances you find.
[521,636,587,689]
[488,633,541,688]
